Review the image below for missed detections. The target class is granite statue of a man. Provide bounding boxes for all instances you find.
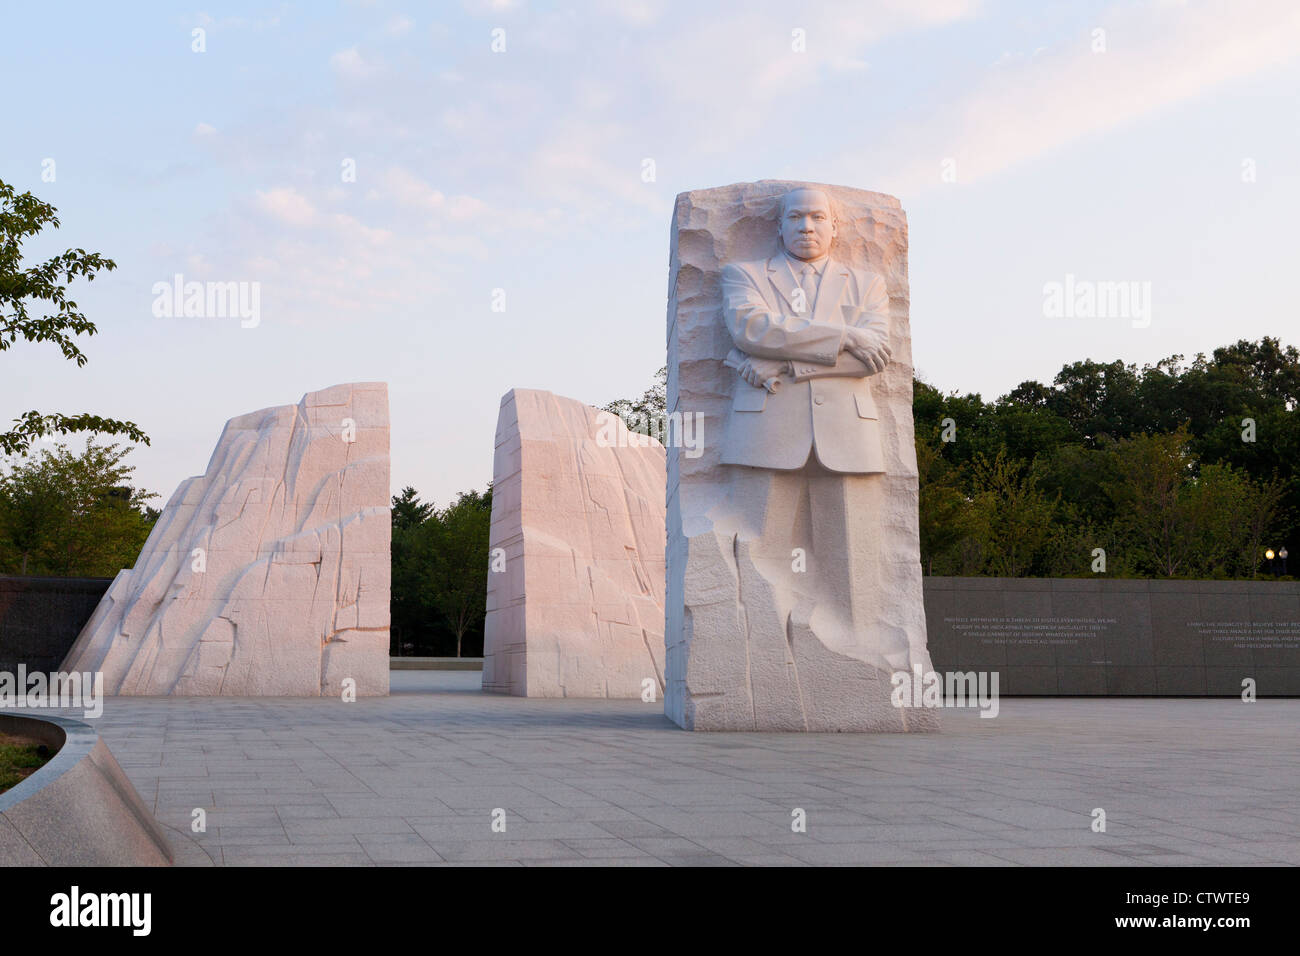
[721,187,891,471]
[664,180,938,732]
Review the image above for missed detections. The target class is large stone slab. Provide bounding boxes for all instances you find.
[482,389,666,698]
[665,180,938,731]
[61,383,390,696]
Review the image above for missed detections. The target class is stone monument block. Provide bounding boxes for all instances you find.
[482,388,666,698]
[665,180,938,731]
[61,383,390,696]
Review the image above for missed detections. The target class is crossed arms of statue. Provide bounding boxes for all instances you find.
[721,262,892,393]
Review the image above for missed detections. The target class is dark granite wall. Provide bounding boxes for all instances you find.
[0,575,114,674]
[924,577,1300,696]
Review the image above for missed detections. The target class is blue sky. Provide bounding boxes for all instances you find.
[3,0,1298,505]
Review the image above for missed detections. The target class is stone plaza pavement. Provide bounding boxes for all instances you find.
[52,672,1300,866]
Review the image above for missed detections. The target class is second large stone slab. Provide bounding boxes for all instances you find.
[482,389,666,698]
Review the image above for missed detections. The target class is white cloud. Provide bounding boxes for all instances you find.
[461,0,522,13]
[639,0,980,151]
[379,167,448,211]
[172,0,1300,336]
[881,0,1300,193]
[256,187,317,227]
[329,213,393,245]
[194,9,283,30]
[375,167,500,224]
[592,0,664,25]
[330,47,377,79]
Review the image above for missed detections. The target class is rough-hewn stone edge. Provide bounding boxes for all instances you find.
[0,713,172,866]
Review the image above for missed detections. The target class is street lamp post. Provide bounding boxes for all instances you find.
[1281,547,1290,576]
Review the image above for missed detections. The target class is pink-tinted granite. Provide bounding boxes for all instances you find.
[61,383,390,696]
[665,181,939,731]
[482,389,666,698]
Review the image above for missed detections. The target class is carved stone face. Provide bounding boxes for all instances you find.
[779,188,837,261]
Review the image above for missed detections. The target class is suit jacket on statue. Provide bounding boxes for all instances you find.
[720,253,889,473]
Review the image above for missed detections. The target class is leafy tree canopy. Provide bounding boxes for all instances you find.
[1,178,147,456]
[0,439,158,577]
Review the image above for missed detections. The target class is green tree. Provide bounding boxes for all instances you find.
[604,366,667,435]
[1182,464,1285,579]
[967,450,1060,577]
[391,486,433,532]
[1,178,147,456]
[1032,442,1117,533]
[0,440,157,576]
[426,488,493,657]
[1101,430,1197,577]
[1097,428,1283,578]
[914,429,975,575]
[913,337,1296,580]
[390,485,493,657]
[1045,359,1144,445]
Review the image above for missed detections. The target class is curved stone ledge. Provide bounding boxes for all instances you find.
[0,714,172,866]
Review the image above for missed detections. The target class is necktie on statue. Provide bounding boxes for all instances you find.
[798,265,816,314]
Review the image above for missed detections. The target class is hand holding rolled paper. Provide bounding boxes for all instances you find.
[844,326,892,374]
[724,348,787,393]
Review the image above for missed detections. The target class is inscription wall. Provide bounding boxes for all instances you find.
[924,578,1300,696]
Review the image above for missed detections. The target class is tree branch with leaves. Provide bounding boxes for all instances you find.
[1,178,148,456]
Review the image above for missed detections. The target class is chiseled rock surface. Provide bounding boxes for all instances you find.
[482,389,666,698]
[665,180,938,731]
[61,383,390,696]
